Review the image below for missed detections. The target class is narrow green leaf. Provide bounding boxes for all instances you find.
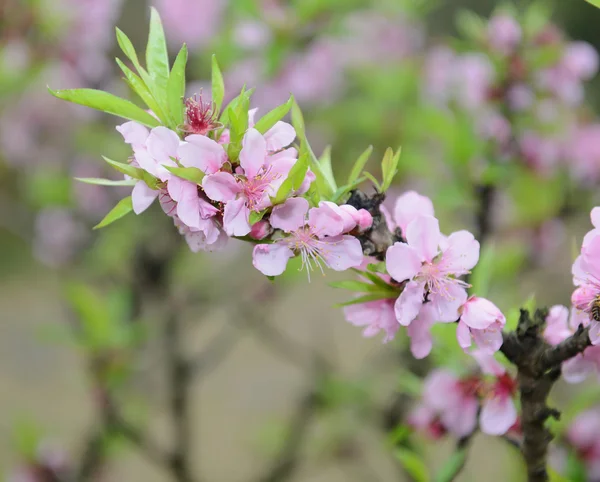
[254,95,294,134]
[291,99,306,140]
[49,88,160,128]
[116,28,147,77]
[75,177,137,186]
[116,58,168,123]
[363,171,382,191]
[94,196,134,229]
[167,44,188,127]
[329,280,384,292]
[433,449,467,482]
[271,151,309,204]
[146,7,169,95]
[102,156,144,179]
[347,145,373,184]
[586,0,600,8]
[360,271,396,291]
[335,292,397,307]
[211,55,225,115]
[394,449,430,482]
[381,147,401,192]
[318,146,338,192]
[249,209,268,225]
[162,165,204,184]
[330,176,366,204]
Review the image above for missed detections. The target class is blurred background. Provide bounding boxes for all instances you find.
[2,0,600,480]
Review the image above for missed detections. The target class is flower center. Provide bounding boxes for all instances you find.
[419,261,468,300]
[184,95,217,135]
[241,166,280,211]
[284,226,333,280]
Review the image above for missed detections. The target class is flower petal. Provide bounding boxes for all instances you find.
[590,321,600,345]
[430,283,468,322]
[394,280,425,326]
[456,320,472,350]
[591,206,600,228]
[239,128,267,179]
[147,126,180,163]
[223,198,251,236]
[393,191,434,235]
[308,202,345,237]
[405,215,441,262]
[407,305,435,359]
[443,396,478,438]
[440,230,480,273]
[385,242,422,282]
[264,121,296,151]
[321,235,364,271]
[132,181,158,214]
[168,178,201,229]
[202,172,240,202]
[252,243,294,276]
[270,197,309,232]
[116,121,149,148]
[480,396,517,436]
[460,296,505,330]
[562,354,595,383]
[471,325,504,353]
[179,134,227,174]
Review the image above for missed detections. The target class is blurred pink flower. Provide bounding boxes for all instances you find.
[487,14,522,55]
[344,298,399,343]
[457,296,506,354]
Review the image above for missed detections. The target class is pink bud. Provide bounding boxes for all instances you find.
[355,209,373,231]
[460,296,505,330]
[249,220,271,240]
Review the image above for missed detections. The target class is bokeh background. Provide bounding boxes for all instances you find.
[2,0,600,480]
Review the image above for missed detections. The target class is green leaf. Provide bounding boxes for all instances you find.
[318,146,338,192]
[116,58,168,123]
[211,55,225,115]
[434,449,467,482]
[381,147,401,192]
[254,95,294,134]
[49,88,161,128]
[329,280,384,292]
[271,151,309,204]
[167,44,188,128]
[347,145,373,184]
[162,165,204,184]
[102,156,145,179]
[115,27,146,77]
[394,449,430,482]
[330,176,366,204]
[363,171,382,191]
[146,7,169,97]
[94,196,134,229]
[335,292,397,307]
[469,244,495,297]
[586,0,600,8]
[456,9,485,41]
[249,209,268,225]
[75,177,137,186]
[359,270,396,291]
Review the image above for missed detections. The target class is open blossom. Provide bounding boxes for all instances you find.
[381,190,434,237]
[202,125,300,236]
[385,215,479,325]
[344,298,398,343]
[543,305,600,383]
[457,296,506,354]
[252,198,367,277]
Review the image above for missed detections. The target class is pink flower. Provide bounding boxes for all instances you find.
[202,126,299,236]
[385,215,479,325]
[543,305,600,383]
[344,299,398,343]
[566,124,600,184]
[381,190,434,236]
[457,296,506,354]
[252,198,365,277]
[487,14,522,54]
[567,409,600,480]
[563,42,599,81]
[479,372,518,435]
[572,233,600,345]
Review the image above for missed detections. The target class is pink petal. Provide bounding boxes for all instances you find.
[252,243,294,276]
[308,202,345,237]
[248,108,258,127]
[440,230,480,272]
[393,191,435,235]
[264,121,296,151]
[270,197,309,232]
[590,321,600,345]
[405,215,441,262]
[407,305,435,359]
[429,283,468,322]
[581,236,600,280]
[461,297,505,329]
[223,198,251,236]
[198,196,219,219]
[544,305,573,346]
[202,172,240,202]
[132,181,158,214]
[147,126,180,163]
[116,121,149,148]
[168,178,201,229]
[470,350,506,376]
[592,207,600,228]
[179,135,227,174]
[385,242,422,282]
[344,303,380,327]
[321,235,364,271]
[380,204,396,232]
[443,396,479,438]
[572,255,586,285]
[135,148,161,179]
[423,370,461,409]
[480,396,517,436]
[563,354,595,383]
[471,325,504,353]
[394,280,425,326]
[456,321,472,350]
[239,128,267,179]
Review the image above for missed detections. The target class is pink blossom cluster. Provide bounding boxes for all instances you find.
[117,100,372,276]
[423,11,600,181]
[344,191,506,357]
[408,351,518,437]
[563,408,600,480]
